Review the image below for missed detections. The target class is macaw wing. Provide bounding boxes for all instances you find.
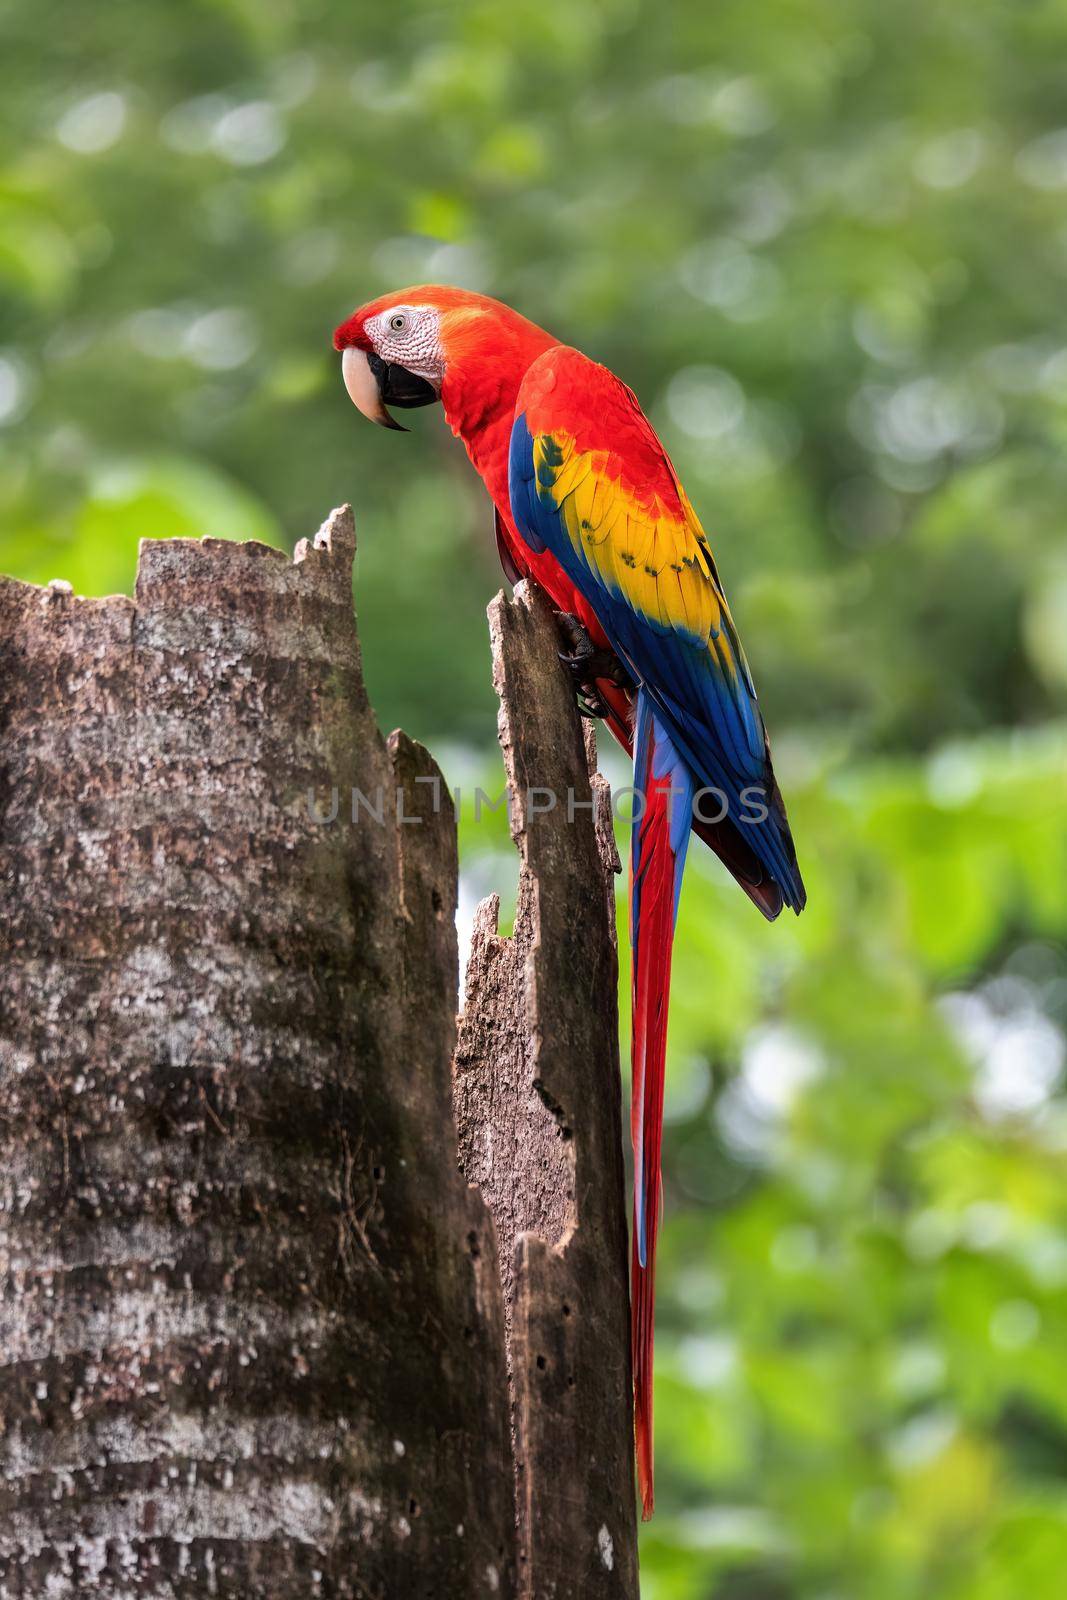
[508,346,804,910]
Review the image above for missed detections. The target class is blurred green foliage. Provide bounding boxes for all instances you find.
[3,1,1067,1593]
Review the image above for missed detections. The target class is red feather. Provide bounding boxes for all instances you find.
[630,708,690,1520]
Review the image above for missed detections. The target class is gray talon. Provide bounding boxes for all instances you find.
[555,613,634,718]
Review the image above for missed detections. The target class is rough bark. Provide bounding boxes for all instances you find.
[0,516,638,1599]
[0,510,514,1598]
[453,582,639,1599]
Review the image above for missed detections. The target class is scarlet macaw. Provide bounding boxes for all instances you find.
[333,287,805,1517]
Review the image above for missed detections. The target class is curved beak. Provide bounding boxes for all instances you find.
[341,346,439,433]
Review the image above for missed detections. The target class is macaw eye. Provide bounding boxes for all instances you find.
[389,313,408,333]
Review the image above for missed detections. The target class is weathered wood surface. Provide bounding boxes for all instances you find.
[0,509,514,1598]
[454,581,638,1599]
[0,514,638,1599]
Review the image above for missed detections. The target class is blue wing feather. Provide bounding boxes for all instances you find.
[509,412,804,911]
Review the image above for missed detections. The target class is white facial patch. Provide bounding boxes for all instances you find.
[367,305,445,387]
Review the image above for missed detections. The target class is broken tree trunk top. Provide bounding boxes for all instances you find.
[455,580,637,1598]
[0,511,638,1599]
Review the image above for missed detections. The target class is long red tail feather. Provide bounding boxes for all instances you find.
[630,694,692,1519]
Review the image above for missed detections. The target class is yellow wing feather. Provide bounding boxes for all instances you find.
[534,430,731,651]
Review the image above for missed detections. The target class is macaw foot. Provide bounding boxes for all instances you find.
[556,612,633,719]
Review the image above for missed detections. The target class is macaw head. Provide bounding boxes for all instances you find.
[332,284,555,433]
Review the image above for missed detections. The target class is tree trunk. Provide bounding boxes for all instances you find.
[0,510,638,1597]
[454,584,638,1599]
